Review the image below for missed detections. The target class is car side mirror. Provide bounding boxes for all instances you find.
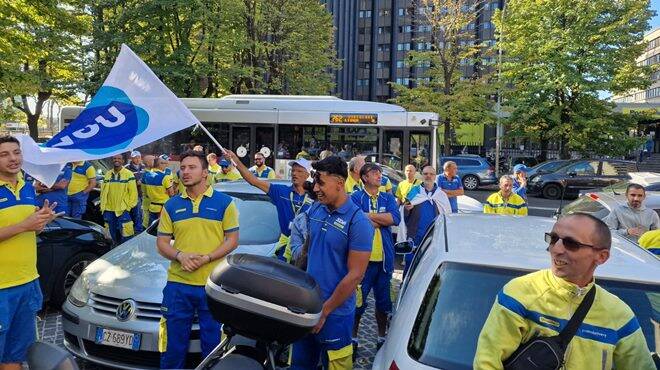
[394,240,415,255]
[568,171,577,177]
[28,342,80,370]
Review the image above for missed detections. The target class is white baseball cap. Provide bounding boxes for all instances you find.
[130,150,141,158]
[288,158,312,173]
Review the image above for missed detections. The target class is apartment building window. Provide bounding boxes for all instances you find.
[378,44,391,51]
[468,23,475,30]
[378,26,392,34]
[647,37,660,51]
[379,9,391,16]
[396,60,406,68]
[357,79,370,87]
[397,43,411,51]
[396,77,411,85]
[398,25,413,33]
[417,42,432,50]
[376,61,391,69]
[358,45,365,52]
[359,27,367,35]
[648,87,660,99]
[490,2,500,10]
[359,10,372,18]
[359,62,371,69]
[483,22,492,29]
[417,25,432,32]
[377,78,388,85]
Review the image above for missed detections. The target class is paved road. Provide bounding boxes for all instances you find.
[465,188,564,218]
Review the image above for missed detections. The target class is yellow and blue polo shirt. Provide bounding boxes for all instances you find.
[395,178,422,203]
[208,163,221,182]
[345,175,392,194]
[475,269,655,370]
[68,161,96,195]
[638,230,660,258]
[306,200,374,316]
[249,165,277,179]
[483,192,528,216]
[142,169,174,213]
[0,177,38,289]
[100,168,138,215]
[351,189,400,271]
[157,186,239,286]
[215,169,242,182]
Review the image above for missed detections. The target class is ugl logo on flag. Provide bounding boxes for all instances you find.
[47,86,149,154]
[18,44,200,186]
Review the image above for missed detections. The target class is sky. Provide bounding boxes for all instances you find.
[652,0,660,32]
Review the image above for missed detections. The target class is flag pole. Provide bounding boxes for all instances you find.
[196,123,227,155]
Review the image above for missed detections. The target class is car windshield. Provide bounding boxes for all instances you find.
[408,262,659,369]
[560,196,610,219]
[535,160,569,173]
[147,193,279,245]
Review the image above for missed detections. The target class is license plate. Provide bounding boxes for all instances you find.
[95,327,141,350]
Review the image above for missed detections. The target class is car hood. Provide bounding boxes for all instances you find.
[82,231,278,303]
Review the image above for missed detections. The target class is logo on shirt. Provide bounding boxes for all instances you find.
[175,208,187,214]
[206,207,218,212]
[333,217,347,230]
[0,198,6,203]
[539,316,560,328]
[379,206,386,212]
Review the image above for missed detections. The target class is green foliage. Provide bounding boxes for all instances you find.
[0,0,89,138]
[389,0,496,155]
[494,0,655,158]
[86,0,337,97]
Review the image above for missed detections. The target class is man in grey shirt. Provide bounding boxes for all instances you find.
[604,183,660,240]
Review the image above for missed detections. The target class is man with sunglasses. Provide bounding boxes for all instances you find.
[604,183,659,241]
[475,213,654,370]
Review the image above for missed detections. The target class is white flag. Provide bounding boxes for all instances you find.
[18,44,200,186]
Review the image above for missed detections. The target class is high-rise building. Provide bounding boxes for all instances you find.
[612,28,660,104]
[322,0,503,102]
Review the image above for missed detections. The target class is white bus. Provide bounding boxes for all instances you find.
[59,95,438,177]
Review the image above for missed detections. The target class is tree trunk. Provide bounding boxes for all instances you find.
[539,138,549,161]
[444,118,451,155]
[559,108,571,159]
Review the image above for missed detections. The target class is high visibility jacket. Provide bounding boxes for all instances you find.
[100,168,138,216]
[474,269,654,370]
[638,229,660,258]
[483,192,528,216]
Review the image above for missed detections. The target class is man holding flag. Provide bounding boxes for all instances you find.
[101,153,138,243]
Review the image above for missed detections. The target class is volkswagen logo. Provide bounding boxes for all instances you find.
[116,299,137,322]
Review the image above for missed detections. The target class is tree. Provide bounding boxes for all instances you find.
[494,0,655,159]
[390,0,496,156]
[0,0,88,139]
[86,0,337,98]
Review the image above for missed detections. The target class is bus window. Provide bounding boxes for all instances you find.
[232,126,251,167]
[328,126,379,160]
[410,131,431,169]
[383,130,404,170]
[256,126,275,167]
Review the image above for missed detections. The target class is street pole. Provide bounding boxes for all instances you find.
[495,3,505,178]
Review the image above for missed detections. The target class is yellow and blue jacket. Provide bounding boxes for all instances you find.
[474,269,654,370]
[483,192,528,216]
[638,230,660,258]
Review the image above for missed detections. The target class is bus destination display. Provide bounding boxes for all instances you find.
[329,113,378,125]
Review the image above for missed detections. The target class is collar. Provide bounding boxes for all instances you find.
[181,185,214,200]
[443,173,457,180]
[0,176,24,192]
[324,197,354,215]
[256,165,268,171]
[545,269,595,299]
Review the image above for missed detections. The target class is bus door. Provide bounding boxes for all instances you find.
[381,129,405,171]
[230,125,275,168]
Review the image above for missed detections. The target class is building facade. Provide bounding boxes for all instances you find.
[612,28,660,104]
[322,0,503,151]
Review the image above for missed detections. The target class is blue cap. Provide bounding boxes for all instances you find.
[219,159,230,167]
[513,164,529,173]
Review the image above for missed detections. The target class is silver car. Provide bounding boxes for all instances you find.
[373,214,660,369]
[61,181,282,369]
[560,190,660,220]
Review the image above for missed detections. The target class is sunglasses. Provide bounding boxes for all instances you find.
[544,232,605,251]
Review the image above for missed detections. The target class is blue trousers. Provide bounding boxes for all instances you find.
[102,211,134,244]
[159,282,221,369]
[130,197,144,233]
[67,191,88,219]
[290,313,354,370]
[356,262,392,316]
[0,279,42,363]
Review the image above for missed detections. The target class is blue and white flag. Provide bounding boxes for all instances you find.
[18,44,200,186]
[396,183,452,243]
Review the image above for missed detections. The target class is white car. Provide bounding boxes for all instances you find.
[62,181,281,369]
[373,213,660,370]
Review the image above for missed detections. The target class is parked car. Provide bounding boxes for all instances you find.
[439,155,497,191]
[61,181,281,369]
[39,216,114,308]
[525,159,570,179]
[559,191,660,221]
[526,159,638,200]
[373,213,659,370]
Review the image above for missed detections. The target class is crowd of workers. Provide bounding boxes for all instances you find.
[0,134,657,370]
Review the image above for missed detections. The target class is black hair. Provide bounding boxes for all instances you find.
[180,150,208,169]
[0,135,20,147]
[312,155,348,179]
[359,162,382,182]
[626,183,645,194]
[565,212,612,249]
[302,180,318,200]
